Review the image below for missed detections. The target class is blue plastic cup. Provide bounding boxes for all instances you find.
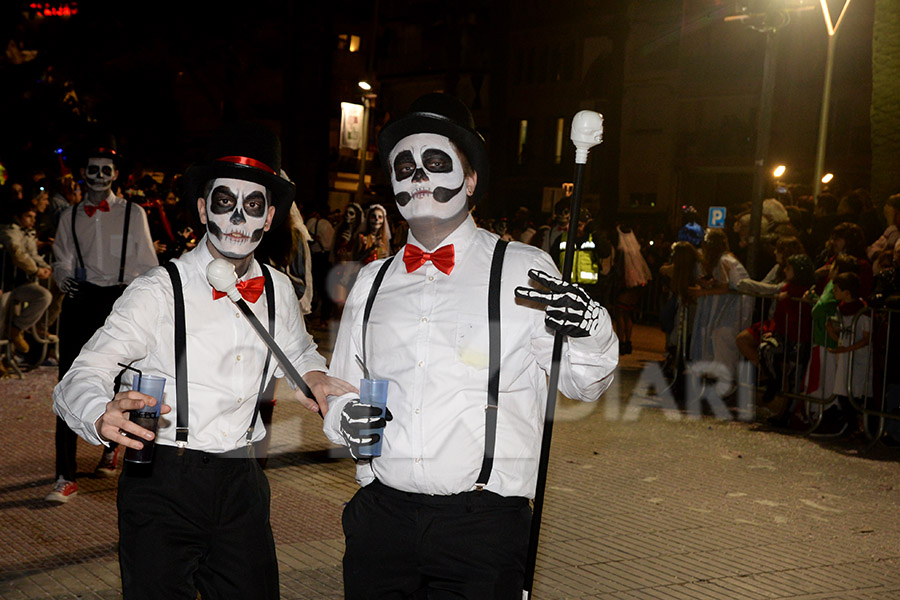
[357,378,388,458]
[125,374,166,464]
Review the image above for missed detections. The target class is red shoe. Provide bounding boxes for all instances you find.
[45,477,78,503]
[94,446,120,477]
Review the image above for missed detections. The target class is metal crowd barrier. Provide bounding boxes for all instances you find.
[662,285,899,444]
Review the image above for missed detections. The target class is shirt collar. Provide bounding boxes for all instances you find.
[405,214,477,268]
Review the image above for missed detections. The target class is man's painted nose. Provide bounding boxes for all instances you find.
[412,168,428,183]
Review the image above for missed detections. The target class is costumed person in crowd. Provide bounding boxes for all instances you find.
[47,132,159,502]
[327,201,365,311]
[689,228,753,389]
[323,93,618,599]
[357,203,392,265]
[305,207,336,326]
[53,121,356,599]
[613,222,651,355]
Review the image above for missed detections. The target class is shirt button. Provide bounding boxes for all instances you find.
[420,317,428,323]
[235,312,240,319]
[415,458,422,464]
[417,361,424,368]
[428,275,435,282]
[237,397,243,404]
[415,408,420,414]
[236,355,242,362]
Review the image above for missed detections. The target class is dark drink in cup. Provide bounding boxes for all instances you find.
[125,412,160,463]
[124,374,166,464]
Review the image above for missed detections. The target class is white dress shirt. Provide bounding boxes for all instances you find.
[54,235,328,452]
[52,192,158,288]
[324,216,618,498]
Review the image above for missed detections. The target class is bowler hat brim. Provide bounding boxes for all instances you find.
[183,161,296,230]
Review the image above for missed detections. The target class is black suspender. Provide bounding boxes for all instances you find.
[247,271,276,442]
[362,256,395,371]
[164,262,189,447]
[475,239,508,489]
[71,198,133,285]
[361,239,509,489]
[118,200,132,285]
[164,261,275,449]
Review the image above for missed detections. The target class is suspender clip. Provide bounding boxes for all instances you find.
[484,404,498,411]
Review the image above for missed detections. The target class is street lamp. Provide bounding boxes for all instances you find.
[356,81,376,205]
[812,0,853,200]
[773,164,786,178]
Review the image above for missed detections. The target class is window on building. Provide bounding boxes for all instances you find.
[517,120,529,165]
[337,34,361,52]
[554,118,565,164]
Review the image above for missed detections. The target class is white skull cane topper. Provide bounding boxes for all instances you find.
[84,157,117,193]
[389,133,469,223]
[203,177,271,259]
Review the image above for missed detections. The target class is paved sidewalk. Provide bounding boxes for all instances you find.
[2,324,899,599]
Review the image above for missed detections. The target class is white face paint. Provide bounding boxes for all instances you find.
[83,158,117,193]
[203,177,270,259]
[389,133,469,224]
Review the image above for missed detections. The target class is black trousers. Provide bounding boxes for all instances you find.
[342,480,531,600]
[55,284,124,481]
[117,445,279,600]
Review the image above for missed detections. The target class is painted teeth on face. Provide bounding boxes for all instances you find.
[205,177,269,259]
[84,158,116,192]
[389,133,468,220]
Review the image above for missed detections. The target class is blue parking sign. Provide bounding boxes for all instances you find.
[708,206,726,229]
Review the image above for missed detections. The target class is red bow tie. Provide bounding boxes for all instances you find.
[212,276,265,303]
[83,199,110,217]
[403,244,455,275]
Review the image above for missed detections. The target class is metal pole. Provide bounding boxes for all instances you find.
[523,111,602,599]
[355,95,371,206]
[747,29,778,280]
[812,31,837,199]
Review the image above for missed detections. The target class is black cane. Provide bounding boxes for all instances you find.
[522,111,604,599]
[206,258,320,414]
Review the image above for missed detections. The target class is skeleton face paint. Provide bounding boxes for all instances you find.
[203,178,270,259]
[84,158,117,193]
[368,207,384,231]
[389,133,469,224]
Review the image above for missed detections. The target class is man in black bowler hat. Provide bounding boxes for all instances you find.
[54,121,356,599]
[47,131,159,502]
[324,93,619,598]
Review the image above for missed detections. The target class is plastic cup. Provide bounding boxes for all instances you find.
[124,374,166,464]
[357,378,388,458]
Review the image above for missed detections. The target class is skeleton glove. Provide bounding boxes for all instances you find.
[515,269,603,338]
[339,399,393,462]
[64,278,82,299]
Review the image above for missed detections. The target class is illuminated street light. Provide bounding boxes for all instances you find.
[813,0,853,200]
[358,80,372,91]
[822,173,834,184]
[773,165,786,178]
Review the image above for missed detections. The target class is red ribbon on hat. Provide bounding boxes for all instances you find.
[216,156,276,175]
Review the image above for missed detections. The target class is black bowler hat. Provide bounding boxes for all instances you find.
[378,93,489,204]
[183,121,296,228]
[67,130,121,170]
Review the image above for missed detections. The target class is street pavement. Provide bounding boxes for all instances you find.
[1,323,899,599]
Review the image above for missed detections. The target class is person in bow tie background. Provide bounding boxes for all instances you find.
[47,131,159,503]
[324,93,619,599]
[53,121,356,599]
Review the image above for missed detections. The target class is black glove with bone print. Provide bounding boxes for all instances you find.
[514,269,603,338]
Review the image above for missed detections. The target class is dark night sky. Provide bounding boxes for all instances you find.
[2,1,345,181]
